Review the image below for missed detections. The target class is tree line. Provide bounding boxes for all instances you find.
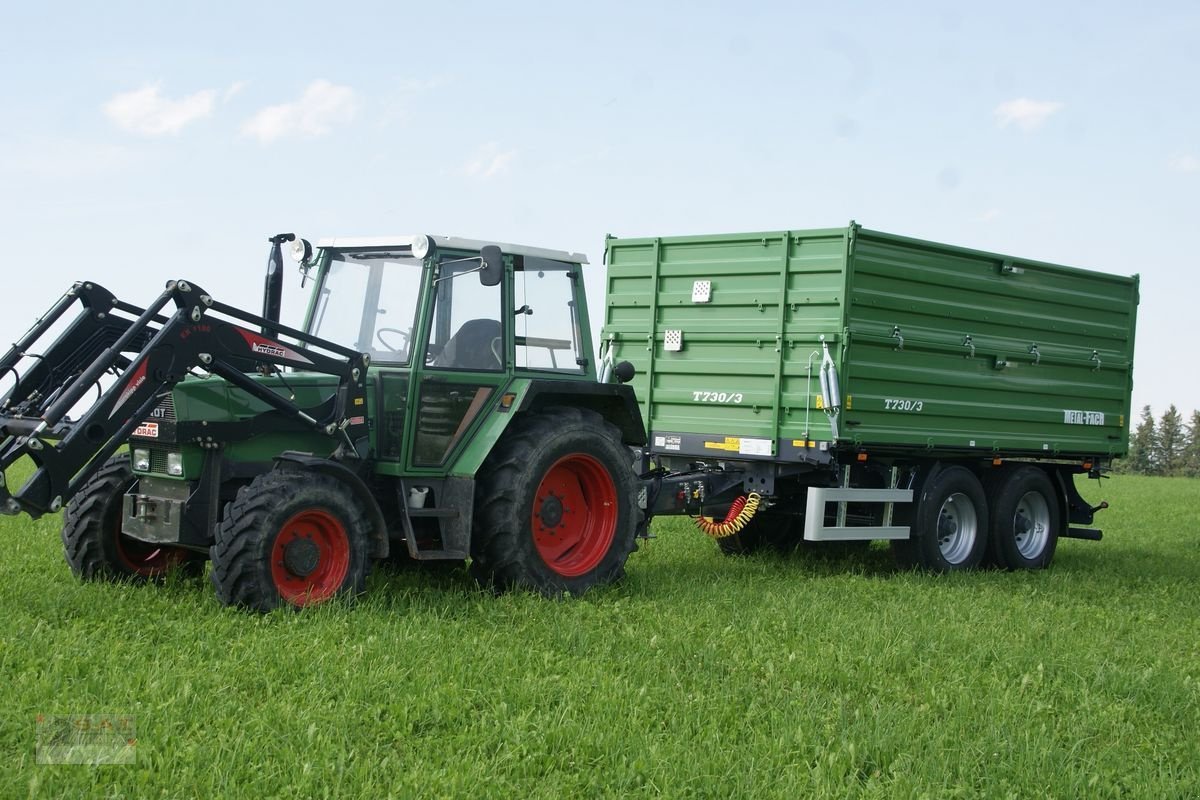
[1115,405,1200,476]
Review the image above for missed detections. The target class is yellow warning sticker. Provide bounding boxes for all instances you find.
[791,440,816,448]
[703,437,741,452]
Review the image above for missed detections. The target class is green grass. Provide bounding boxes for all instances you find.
[3,474,1199,798]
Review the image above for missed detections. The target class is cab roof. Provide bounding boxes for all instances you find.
[316,235,588,265]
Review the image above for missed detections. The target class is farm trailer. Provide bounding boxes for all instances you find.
[601,222,1138,569]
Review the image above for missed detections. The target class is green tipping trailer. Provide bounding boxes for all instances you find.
[602,222,1138,571]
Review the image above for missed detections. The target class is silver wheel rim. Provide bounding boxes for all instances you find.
[937,492,978,564]
[1013,490,1051,559]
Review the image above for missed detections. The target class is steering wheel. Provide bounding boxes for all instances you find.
[376,327,411,353]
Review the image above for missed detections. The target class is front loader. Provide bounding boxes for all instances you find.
[0,233,646,610]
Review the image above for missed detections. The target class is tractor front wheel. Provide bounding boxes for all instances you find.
[210,469,370,612]
[62,455,199,581]
[470,408,639,596]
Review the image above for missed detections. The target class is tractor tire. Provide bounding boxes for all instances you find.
[469,407,638,597]
[890,464,988,572]
[985,466,1060,570]
[62,454,200,581]
[210,469,370,612]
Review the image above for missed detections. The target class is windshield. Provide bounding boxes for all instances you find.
[308,249,424,364]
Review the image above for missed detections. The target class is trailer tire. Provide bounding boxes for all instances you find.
[210,469,370,612]
[891,465,988,572]
[986,466,1059,570]
[62,455,200,582]
[470,407,638,596]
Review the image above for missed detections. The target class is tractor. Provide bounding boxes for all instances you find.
[0,233,646,610]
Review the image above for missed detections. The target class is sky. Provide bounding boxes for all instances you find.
[1,1,1197,420]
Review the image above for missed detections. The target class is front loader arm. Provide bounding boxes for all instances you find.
[0,280,370,519]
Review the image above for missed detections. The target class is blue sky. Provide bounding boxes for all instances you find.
[1,1,1196,418]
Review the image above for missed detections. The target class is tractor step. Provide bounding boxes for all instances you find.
[405,548,468,561]
[407,508,459,519]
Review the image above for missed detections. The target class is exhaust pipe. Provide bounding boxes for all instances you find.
[263,233,294,333]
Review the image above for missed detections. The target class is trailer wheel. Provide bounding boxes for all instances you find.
[986,466,1059,570]
[62,455,199,582]
[891,465,988,572]
[210,469,370,612]
[470,407,638,596]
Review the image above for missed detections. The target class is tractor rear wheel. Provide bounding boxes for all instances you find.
[210,469,370,612]
[62,455,199,581]
[470,408,638,596]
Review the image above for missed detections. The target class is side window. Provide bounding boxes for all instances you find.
[425,258,503,371]
[514,258,583,372]
[310,259,371,351]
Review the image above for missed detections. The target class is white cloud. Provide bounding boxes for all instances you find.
[993,98,1064,131]
[1169,154,1200,173]
[104,84,216,136]
[241,80,357,143]
[222,81,248,103]
[459,143,517,179]
[977,208,1001,222]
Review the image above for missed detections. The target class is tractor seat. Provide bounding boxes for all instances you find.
[431,318,502,370]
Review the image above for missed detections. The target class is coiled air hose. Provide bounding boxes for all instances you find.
[693,493,762,538]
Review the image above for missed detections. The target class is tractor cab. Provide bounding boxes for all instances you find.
[297,235,593,377]
[291,234,602,476]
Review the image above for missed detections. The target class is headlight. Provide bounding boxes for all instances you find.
[132,448,151,472]
[411,234,432,259]
[290,237,313,264]
[166,452,184,476]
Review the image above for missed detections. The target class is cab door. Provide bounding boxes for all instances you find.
[406,255,509,472]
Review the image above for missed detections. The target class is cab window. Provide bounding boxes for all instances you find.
[514,257,583,373]
[424,255,503,371]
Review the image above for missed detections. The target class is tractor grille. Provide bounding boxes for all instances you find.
[147,446,173,474]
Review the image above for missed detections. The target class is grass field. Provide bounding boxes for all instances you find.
[3,473,1199,798]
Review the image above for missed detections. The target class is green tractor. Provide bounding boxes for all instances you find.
[0,233,646,610]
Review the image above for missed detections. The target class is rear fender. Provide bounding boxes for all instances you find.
[445,379,647,478]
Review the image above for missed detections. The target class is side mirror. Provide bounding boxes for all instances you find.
[479,245,503,286]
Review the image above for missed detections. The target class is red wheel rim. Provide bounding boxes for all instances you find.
[115,534,190,577]
[269,509,350,606]
[531,453,618,578]
[108,474,192,577]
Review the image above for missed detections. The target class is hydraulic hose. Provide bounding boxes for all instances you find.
[693,493,762,538]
